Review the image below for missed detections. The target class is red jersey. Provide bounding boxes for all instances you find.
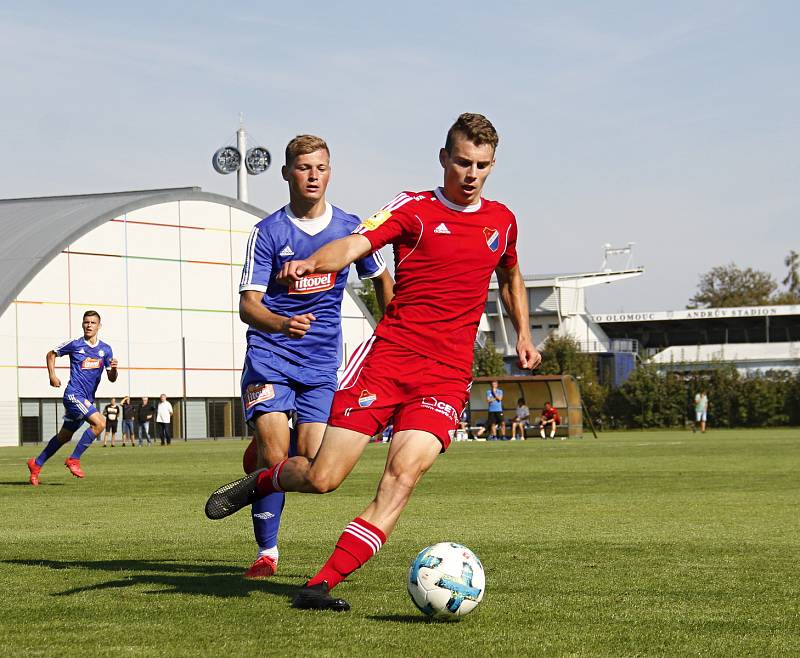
[355,187,518,375]
[542,407,560,423]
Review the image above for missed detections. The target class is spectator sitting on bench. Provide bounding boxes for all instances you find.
[539,402,561,439]
[459,406,470,434]
[472,419,487,440]
[511,397,530,441]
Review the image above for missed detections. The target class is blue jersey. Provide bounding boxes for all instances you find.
[54,337,114,402]
[239,203,385,370]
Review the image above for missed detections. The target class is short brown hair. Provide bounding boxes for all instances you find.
[83,310,101,322]
[445,113,499,154]
[285,135,330,165]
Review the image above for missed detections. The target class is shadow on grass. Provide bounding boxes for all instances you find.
[4,558,298,599]
[0,481,65,486]
[367,614,458,624]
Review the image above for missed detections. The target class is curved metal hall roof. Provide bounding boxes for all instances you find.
[0,187,267,315]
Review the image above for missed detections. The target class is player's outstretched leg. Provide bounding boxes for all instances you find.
[291,429,440,611]
[290,516,385,611]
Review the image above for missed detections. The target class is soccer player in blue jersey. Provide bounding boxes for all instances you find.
[235,134,394,579]
[27,310,118,485]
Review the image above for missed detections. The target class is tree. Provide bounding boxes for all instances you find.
[774,250,800,304]
[472,337,506,377]
[355,278,383,322]
[537,333,607,418]
[688,263,777,308]
[783,250,800,294]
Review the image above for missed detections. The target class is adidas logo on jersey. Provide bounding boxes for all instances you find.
[279,245,295,257]
[434,223,451,234]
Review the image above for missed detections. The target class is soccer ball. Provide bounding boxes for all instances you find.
[407,542,485,617]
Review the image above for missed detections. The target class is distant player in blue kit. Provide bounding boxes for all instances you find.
[27,310,118,485]
[236,134,394,578]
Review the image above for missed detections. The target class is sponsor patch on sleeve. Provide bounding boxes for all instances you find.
[360,210,392,231]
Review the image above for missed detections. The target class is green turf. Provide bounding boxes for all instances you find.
[1,429,798,657]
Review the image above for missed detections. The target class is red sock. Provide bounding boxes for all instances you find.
[255,460,286,496]
[306,517,387,590]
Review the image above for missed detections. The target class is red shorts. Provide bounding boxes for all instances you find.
[328,337,471,451]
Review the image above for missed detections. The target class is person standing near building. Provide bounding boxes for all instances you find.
[26,310,117,484]
[234,134,393,580]
[694,390,709,433]
[206,113,541,611]
[120,396,136,447]
[137,396,155,446]
[101,397,121,447]
[486,380,505,440]
[156,394,174,445]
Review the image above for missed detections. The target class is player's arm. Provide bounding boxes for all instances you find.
[278,234,373,284]
[496,263,541,369]
[372,269,395,313]
[239,291,315,339]
[46,350,61,388]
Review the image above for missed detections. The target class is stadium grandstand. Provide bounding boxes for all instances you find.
[484,270,800,383]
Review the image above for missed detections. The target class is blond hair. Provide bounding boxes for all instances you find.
[285,135,330,165]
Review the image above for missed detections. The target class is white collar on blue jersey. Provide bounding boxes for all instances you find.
[285,202,333,236]
[83,337,99,347]
[433,187,482,213]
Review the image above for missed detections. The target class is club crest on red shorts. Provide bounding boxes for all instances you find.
[359,390,377,408]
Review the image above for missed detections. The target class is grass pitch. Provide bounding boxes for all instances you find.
[1,429,798,657]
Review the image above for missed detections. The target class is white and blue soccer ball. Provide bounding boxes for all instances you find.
[407,542,485,617]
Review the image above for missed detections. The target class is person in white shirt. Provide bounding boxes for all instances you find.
[156,394,174,446]
[511,397,530,440]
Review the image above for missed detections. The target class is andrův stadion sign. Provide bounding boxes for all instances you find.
[590,305,800,324]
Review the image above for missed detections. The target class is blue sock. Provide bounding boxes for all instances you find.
[70,427,96,459]
[251,428,298,551]
[252,493,286,551]
[35,435,64,467]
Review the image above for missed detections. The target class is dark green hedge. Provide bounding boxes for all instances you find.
[595,364,800,429]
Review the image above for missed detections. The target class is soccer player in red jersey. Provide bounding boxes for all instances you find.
[539,401,561,439]
[205,113,541,611]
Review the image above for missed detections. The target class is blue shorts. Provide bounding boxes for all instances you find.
[240,347,338,426]
[63,392,98,432]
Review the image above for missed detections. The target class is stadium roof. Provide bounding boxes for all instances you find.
[0,187,267,315]
[489,268,644,289]
[593,304,800,348]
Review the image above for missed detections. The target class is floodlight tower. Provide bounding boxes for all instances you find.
[601,242,636,271]
[212,117,271,203]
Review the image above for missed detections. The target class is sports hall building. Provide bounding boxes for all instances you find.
[0,188,376,447]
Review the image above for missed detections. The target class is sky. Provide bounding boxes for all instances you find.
[1,1,798,312]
